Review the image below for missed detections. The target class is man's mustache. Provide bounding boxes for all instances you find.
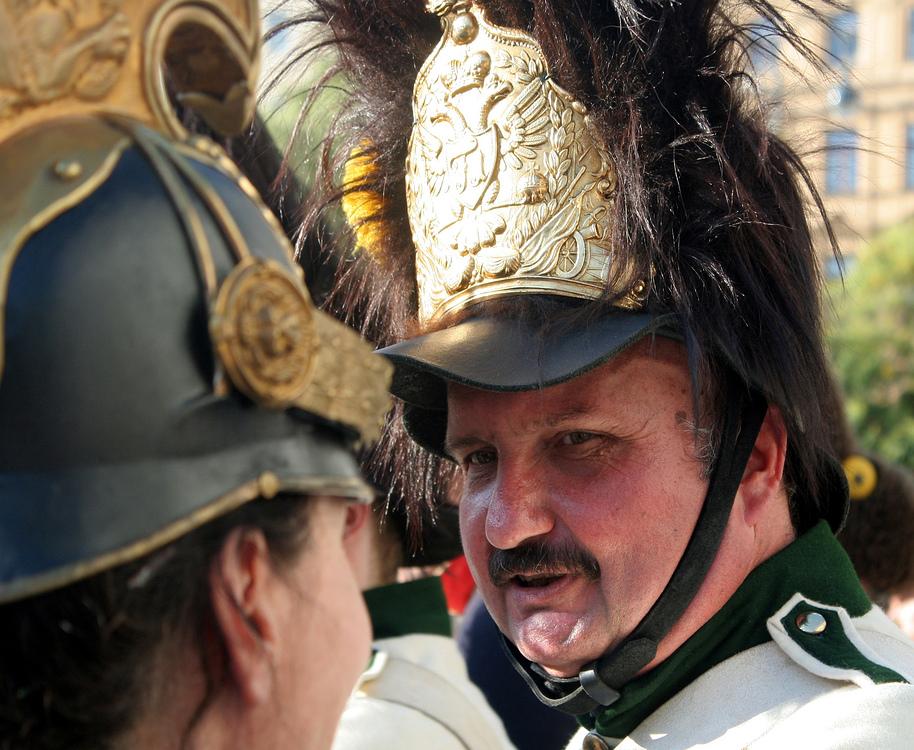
[489,539,600,588]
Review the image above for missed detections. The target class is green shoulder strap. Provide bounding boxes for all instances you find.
[770,595,909,687]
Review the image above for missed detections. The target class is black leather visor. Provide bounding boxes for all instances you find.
[377,311,681,457]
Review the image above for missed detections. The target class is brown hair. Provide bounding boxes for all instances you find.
[0,494,314,750]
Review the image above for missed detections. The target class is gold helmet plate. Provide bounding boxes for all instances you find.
[408,1,646,324]
[0,0,260,146]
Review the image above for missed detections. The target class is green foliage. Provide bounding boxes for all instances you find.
[259,52,347,192]
[828,221,914,465]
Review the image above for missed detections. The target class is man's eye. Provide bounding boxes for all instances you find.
[562,431,598,446]
[467,449,497,465]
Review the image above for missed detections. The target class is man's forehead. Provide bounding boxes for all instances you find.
[445,337,691,429]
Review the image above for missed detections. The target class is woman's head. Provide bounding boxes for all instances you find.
[0,7,390,749]
[0,492,370,750]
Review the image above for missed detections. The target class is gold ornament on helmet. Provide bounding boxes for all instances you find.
[0,0,393,446]
[0,0,261,146]
[212,255,393,444]
[407,2,646,323]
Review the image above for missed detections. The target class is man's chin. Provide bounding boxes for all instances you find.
[515,641,593,678]
[509,612,596,677]
[534,660,588,680]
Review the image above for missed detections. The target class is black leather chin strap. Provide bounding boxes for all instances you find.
[500,375,769,715]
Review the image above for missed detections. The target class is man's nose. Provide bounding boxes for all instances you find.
[485,459,555,550]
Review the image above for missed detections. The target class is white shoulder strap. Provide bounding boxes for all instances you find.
[362,652,509,750]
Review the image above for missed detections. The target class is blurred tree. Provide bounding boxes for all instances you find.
[828,221,914,465]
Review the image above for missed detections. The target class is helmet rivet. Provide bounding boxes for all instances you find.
[796,611,827,634]
[258,471,281,500]
[53,160,83,181]
[451,12,478,44]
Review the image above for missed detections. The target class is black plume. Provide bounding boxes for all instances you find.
[270,0,846,526]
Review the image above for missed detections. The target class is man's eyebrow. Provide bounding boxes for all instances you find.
[541,404,592,428]
[444,403,594,455]
[442,434,482,457]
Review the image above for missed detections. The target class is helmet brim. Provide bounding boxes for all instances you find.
[381,311,680,406]
[378,311,679,457]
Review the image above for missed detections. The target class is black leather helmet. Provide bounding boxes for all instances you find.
[0,0,391,603]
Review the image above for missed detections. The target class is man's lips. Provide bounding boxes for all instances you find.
[489,538,600,589]
[513,571,567,588]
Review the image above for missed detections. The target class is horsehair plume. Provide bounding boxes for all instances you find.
[276,0,846,524]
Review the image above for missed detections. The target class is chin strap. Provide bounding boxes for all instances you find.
[500,375,769,715]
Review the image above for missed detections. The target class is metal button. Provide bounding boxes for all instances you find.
[52,160,83,181]
[582,733,612,750]
[796,611,827,634]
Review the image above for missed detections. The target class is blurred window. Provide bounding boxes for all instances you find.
[824,253,856,280]
[907,9,914,60]
[906,124,914,190]
[825,130,858,194]
[828,11,858,68]
[748,17,781,73]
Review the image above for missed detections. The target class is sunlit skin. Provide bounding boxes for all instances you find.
[281,496,373,750]
[125,495,372,750]
[446,337,795,678]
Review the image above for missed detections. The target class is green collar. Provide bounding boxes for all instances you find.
[584,519,871,739]
[363,576,452,640]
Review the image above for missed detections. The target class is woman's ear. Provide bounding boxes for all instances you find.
[208,529,282,706]
[342,503,376,590]
[738,404,788,527]
[344,503,372,542]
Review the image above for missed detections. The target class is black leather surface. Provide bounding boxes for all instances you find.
[0,125,360,598]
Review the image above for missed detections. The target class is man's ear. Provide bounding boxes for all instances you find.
[209,528,281,706]
[738,404,788,526]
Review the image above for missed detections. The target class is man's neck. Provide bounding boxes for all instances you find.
[582,520,870,740]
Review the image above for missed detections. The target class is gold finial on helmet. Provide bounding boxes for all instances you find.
[408,2,646,324]
[0,0,260,147]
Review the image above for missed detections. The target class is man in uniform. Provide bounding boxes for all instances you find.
[291,0,914,746]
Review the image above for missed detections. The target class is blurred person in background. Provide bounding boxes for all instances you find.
[827,376,914,639]
[334,458,517,750]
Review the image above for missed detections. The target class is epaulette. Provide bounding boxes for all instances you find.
[768,593,910,687]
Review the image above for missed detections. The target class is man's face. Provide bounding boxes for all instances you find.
[446,337,710,678]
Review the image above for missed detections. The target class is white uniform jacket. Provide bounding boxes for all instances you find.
[332,578,517,750]
[333,632,519,750]
[565,522,914,750]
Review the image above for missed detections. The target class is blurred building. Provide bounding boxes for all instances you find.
[751,1,914,269]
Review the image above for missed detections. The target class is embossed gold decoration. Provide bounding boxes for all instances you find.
[0,0,259,147]
[408,2,646,323]
[211,257,318,408]
[843,454,878,501]
[211,256,393,444]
